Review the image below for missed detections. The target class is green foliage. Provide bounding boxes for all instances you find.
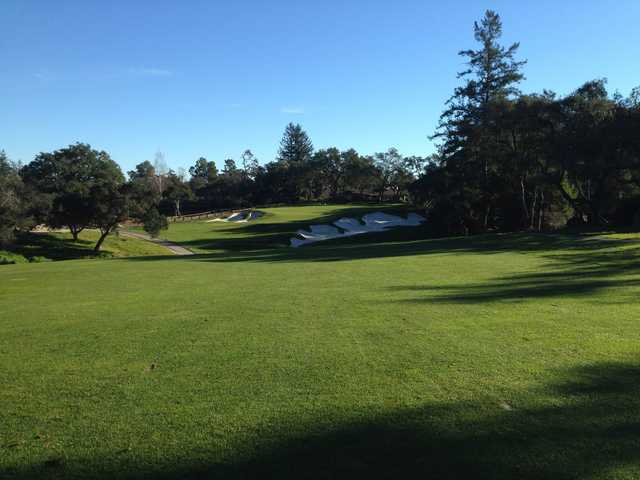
[89,157,128,252]
[240,149,260,179]
[142,208,169,237]
[162,171,193,216]
[174,126,423,211]
[0,250,29,265]
[20,143,128,249]
[277,123,313,164]
[28,255,52,263]
[424,11,640,233]
[189,156,218,180]
[0,151,34,246]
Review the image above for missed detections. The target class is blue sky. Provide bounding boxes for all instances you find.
[2,0,639,173]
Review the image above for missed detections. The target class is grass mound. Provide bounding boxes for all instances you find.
[1,229,172,263]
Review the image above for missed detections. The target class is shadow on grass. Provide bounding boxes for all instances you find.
[128,200,640,263]
[122,228,640,305]
[387,238,640,304]
[127,225,639,265]
[4,232,112,261]
[9,362,640,479]
[164,204,417,252]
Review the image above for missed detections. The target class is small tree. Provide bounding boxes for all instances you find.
[241,149,260,180]
[152,151,169,194]
[142,208,168,237]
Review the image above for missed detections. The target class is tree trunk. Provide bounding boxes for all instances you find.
[69,225,84,241]
[538,191,545,231]
[521,176,530,223]
[530,189,537,230]
[94,227,112,252]
[483,203,490,231]
[331,176,341,200]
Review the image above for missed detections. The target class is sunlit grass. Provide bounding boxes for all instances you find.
[1,205,639,479]
[1,230,171,263]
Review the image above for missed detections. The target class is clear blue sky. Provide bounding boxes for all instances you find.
[2,0,639,173]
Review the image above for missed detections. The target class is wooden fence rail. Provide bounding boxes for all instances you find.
[167,208,250,223]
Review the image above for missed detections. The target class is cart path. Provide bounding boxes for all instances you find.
[120,231,194,256]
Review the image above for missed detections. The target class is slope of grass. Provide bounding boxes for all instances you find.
[154,203,418,253]
[1,230,172,263]
[1,205,640,479]
[0,250,31,265]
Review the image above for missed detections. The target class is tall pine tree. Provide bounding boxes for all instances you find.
[276,123,314,201]
[434,10,526,231]
[277,123,313,164]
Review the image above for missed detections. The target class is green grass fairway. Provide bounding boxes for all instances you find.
[1,205,640,479]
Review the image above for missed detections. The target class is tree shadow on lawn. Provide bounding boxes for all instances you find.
[387,238,640,304]
[128,225,640,263]
[126,199,640,261]
[5,232,112,261]
[11,361,640,479]
[125,214,640,304]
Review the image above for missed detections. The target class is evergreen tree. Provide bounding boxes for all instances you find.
[433,10,527,230]
[277,123,313,164]
[276,123,314,201]
[458,10,526,108]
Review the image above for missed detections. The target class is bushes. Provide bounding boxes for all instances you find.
[0,251,50,265]
[142,208,169,237]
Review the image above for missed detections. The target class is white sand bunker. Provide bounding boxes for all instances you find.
[291,212,425,247]
[208,210,264,223]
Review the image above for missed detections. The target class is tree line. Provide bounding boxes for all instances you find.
[415,10,640,234]
[0,127,425,251]
[2,10,639,252]
[181,124,427,214]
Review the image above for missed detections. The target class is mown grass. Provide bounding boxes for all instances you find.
[154,203,416,253]
[0,230,171,264]
[1,204,640,479]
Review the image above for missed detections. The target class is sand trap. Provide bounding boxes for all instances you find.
[207,210,264,223]
[291,212,425,247]
[226,212,247,222]
[334,217,368,234]
[245,211,264,221]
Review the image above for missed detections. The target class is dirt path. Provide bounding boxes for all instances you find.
[120,231,194,256]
